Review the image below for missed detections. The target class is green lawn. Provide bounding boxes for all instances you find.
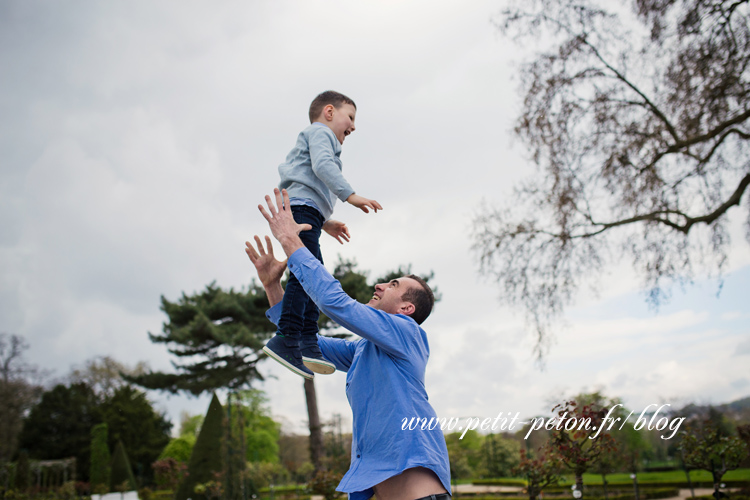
[563,469,750,485]
[472,468,750,486]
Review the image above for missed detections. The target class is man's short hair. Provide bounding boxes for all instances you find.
[309,91,356,123]
[401,275,435,325]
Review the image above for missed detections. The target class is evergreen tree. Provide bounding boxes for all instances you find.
[100,385,172,485]
[19,383,101,481]
[175,394,225,500]
[110,440,137,492]
[90,423,111,492]
[124,283,272,395]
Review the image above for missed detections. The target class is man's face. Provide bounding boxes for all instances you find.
[367,277,419,316]
[328,103,356,144]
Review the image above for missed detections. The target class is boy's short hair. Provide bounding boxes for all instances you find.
[401,275,435,325]
[309,91,357,123]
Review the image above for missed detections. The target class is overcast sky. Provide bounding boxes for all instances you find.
[2,0,749,436]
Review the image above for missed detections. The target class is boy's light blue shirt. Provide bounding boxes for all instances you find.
[279,122,355,220]
[265,248,452,500]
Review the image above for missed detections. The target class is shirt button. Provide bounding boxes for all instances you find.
[356,455,360,458]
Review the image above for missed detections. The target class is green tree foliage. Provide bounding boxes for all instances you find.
[445,430,483,479]
[19,383,101,480]
[90,423,111,491]
[474,0,750,359]
[159,436,195,463]
[0,333,42,463]
[124,283,272,395]
[110,440,137,492]
[680,410,748,487]
[481,433,521,478]
[100,385,172,484]
[179,412,204,438]
[19,381,170,484]
[237,390,280,464]
[175,394,225,500]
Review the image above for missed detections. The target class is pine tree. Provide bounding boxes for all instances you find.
[109,440,137,492]
[175,394,224,500]
[90,423,111,492]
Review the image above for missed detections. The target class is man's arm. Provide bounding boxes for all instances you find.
[244,234,357,370]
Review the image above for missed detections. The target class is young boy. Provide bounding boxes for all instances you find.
[263,90,382,379]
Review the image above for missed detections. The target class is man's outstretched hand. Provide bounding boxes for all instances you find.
[258,188,307,257]
[245,235,286,287]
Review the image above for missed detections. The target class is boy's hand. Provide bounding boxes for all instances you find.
[346,193,383,214]
[323,219,350,245]
[245,235,287,287]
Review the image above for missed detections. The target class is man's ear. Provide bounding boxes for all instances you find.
[323,104,335,121]
[400,302,416,316]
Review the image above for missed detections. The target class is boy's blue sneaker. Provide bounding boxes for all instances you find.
[263,335,314,380]
[301,339,336,375]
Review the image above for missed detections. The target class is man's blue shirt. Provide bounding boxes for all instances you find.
[266,248,452,500]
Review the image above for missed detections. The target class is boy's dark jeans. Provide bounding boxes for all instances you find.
[278,205,325,343]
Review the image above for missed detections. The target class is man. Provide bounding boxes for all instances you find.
[246,188,451,500]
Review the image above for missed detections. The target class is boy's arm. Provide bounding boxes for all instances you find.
[308,127,383,214]
[307,127,355,202]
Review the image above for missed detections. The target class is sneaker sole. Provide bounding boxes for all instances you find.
[302,357,336,375]
[263,346,314,380]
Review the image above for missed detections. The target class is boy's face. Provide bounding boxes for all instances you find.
[324,103,356,144]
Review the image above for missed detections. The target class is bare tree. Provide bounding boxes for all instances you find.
[0,333,42,462]
[68,355,149,401]
[474,0,750,360]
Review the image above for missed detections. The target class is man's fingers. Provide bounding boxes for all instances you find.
[274,188,285,213]
[264,235,274,255]
[300,223,312,232]
[264,195,278,217]
[280,188,292,210]
[245,241,259,261]
[253,235,266,256]
[258,204,272,221]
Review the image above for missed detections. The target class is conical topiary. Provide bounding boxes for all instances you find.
[175,393,224,500]
[109,440,137,492]
[90,423,111,492]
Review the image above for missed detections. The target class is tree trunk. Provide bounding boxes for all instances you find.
[304,379,324,472]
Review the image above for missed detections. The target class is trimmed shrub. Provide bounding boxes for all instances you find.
[90,423,111,491]
[110,440,137,491]
[175,393,225,500]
